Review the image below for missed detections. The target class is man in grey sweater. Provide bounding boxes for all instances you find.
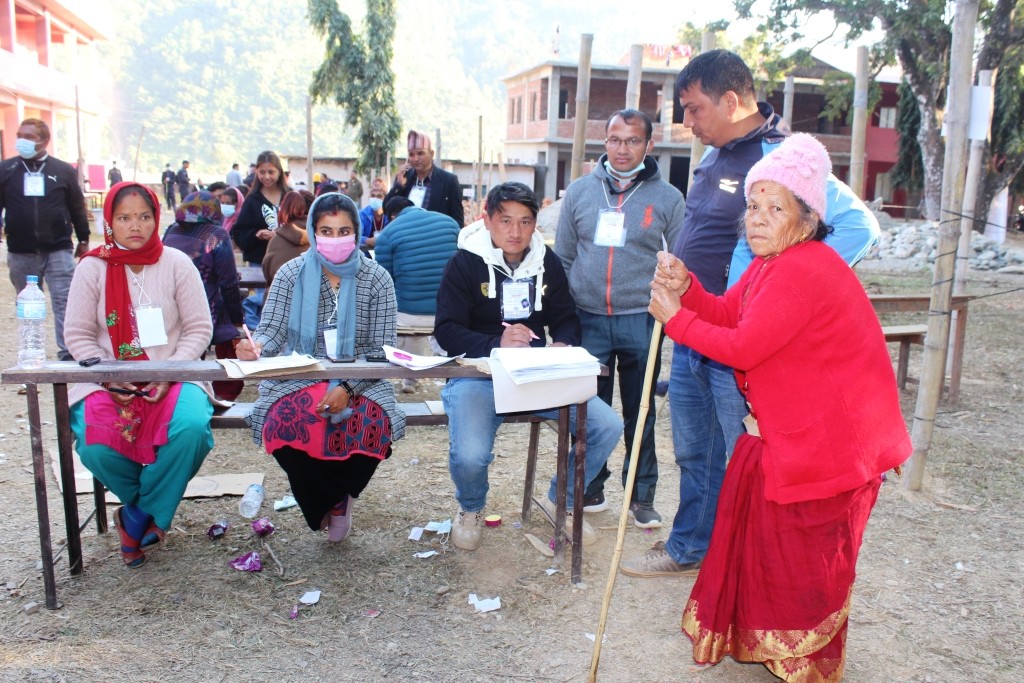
[555,108,685,527]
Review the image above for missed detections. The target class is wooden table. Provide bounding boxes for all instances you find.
[237,266,265,289]
[869,294,973,404]
[1,360,594,608]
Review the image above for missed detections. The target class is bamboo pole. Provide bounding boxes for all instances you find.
[625,44,643,110]
[570,34,593,182]
[131,125,145,183]
[849,47,869,197]
[905,0,980,490]
[306,96,313,189]
[588,319,663,682]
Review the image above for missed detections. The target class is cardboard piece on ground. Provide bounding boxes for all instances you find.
[487,358,596,413]
[49,447,263,503]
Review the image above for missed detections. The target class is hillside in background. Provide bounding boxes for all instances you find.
[94,0,635,180]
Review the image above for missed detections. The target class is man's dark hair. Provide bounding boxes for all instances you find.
[676,49,756,105]
[182,160,190,165]
[384,196,414,220]
[485,182,539,218]
[19,118,50,142]
[232,163,239,169]
[205,181,227,193]
[316,182,340,197]
[606,108,653,140]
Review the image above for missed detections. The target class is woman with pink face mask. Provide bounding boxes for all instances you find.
[236,193,405,543]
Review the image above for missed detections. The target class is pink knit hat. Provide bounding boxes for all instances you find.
[407,130,433,152]
[744,133,831,218]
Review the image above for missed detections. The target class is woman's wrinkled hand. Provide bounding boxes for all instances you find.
[317,385,353,419]
[649,282,682,324]
[653,251,691,297]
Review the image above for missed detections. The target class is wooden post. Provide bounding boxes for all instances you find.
[783,74,795,125]
[131,125,144,182]
[74,86,85,190]
[956,70,992,291]
[905,0,980,491]
[305,96,313,188]
[625,44,643,110]
[570,33,593,182]
[435,127,442,169]
[687,31,716,191]
[849,46,869,197]
[476,115,483,206]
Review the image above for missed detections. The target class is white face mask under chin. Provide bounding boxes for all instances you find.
[604,159,645,182]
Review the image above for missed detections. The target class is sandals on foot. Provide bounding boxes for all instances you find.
[139,523,165,550]
[114,507,146,568]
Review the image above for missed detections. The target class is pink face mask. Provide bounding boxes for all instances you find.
[316,234,357,264]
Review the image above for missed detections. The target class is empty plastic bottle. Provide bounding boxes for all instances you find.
[238,484,265,519]
[17,276,47,369]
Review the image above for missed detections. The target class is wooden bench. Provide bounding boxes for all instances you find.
[883,324,928,390]
[94,400,558,540]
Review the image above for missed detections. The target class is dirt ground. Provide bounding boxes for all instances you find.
[0,228,1022,682]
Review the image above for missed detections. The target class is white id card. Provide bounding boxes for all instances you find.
[594,210,627,247]
[408,185,426,207]
[501,280,532,320]
[135,306,168,348]
[24,174,45,197]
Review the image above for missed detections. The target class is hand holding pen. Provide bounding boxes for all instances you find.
[236,324,262,360]
[500,321,539,348]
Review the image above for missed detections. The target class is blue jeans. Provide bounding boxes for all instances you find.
[242,261,265,330]
[8,249,76,360]
[664,344,749,565]
[441,377,623,512]
[577,310,661,505]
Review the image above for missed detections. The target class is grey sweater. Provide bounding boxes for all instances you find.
[555,155,685,316]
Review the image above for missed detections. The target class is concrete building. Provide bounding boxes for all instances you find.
[0,0,104,172]
[502,50,900,208]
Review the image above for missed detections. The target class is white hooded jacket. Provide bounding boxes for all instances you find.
[457,220,547,312]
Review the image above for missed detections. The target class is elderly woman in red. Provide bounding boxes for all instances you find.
[649,134,911,681]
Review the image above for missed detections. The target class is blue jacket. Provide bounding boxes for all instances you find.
[359,204,388,242]
[374,206,460,315]
[673,103,879,294]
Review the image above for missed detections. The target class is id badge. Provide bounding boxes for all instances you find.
[135,306,168,348]
[408,185,426,207]
[322,327,339,354]
[24,173,45,197]
[501,280,531,320]
[594,210,627,247]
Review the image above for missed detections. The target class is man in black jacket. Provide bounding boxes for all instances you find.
[0,118,90,360]
[433,182,622,552]
[384,130,464,227]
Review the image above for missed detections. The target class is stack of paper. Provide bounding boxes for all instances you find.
[218,353,323,379]
[489,347,600,385]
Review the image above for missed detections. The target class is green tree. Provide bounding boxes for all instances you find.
[741,0,1024,223]
[308,0,401,174]
[890,81,925,197]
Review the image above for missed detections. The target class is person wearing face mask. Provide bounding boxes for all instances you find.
[235,192,404,544]
[358,179,389,248]
[554,108,685,527]
[219,186,244,235]
[0,117,91,361]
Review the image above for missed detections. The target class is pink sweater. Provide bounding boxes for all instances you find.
[64,248,214,407]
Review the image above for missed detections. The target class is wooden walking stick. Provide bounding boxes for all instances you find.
[587,317,664,682]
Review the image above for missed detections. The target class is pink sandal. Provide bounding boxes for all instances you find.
[326,496,352,543]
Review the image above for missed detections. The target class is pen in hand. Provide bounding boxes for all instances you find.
[502,321,540,341]
[241,323,261,359]
[106,386,150,397]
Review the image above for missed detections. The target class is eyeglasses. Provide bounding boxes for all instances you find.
[605,137,646,149]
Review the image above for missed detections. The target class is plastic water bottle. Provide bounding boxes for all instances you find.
[238,484,265,519]
[17,276,47,369]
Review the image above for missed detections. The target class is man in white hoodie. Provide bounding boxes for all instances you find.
[434,182,623,552]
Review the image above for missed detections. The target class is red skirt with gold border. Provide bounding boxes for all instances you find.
[682,434,882,682]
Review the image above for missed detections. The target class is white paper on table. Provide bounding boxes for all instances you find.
[218,352,322,378]
[468,593,501,613]
[487,357,596,414]
[382,345,463,370]
[489,347,600,384]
